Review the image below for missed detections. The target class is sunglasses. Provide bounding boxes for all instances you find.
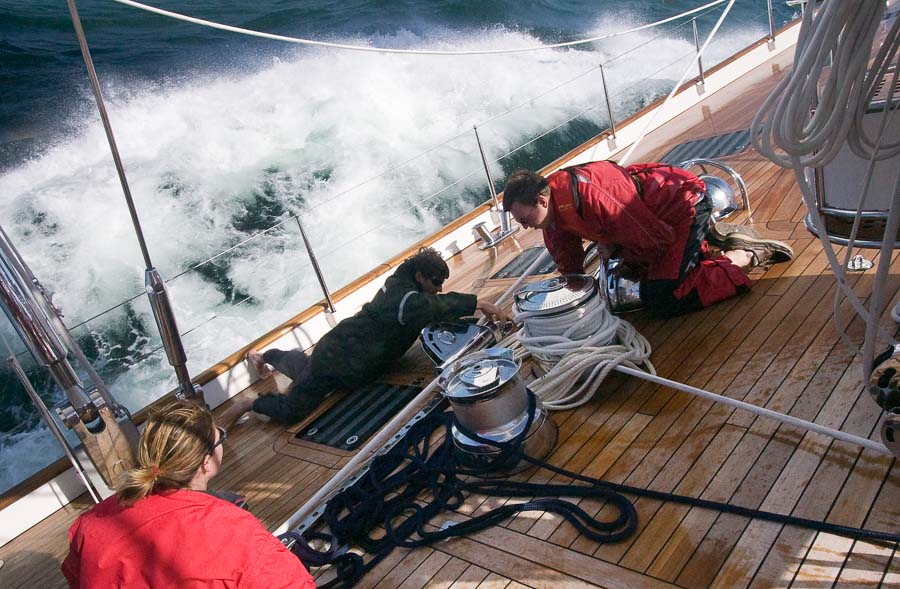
[429,276,445,287]
[210,425,227,453]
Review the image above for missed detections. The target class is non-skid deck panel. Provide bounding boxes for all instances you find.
[295,383,423,450]
[658,128,752,165]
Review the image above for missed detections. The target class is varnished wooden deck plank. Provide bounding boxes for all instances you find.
[704,306,900,588]
[506,305,719,538]
[648,249,884,583]
[675,301,877,586]
[447,564,491,589]
[560,240,828,559]
[428,520,674,589]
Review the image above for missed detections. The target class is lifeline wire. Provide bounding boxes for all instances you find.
[617,0,737,165]
[110,0,729,56]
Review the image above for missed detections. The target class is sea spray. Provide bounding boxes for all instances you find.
[0,1,772,493]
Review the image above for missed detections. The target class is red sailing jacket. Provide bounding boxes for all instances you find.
[62,489,314,589]
[542,161,705,280]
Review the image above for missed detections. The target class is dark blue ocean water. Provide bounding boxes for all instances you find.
[1,0,793,161]
[0,0,793,492]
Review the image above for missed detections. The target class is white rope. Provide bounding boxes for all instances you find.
[512,293,655,410]
[618,0,737,165]
[752,2,899,167]
[751,1,900,378]
[504,285,891,455]
[110,0,730,56]
[612,365,892,456]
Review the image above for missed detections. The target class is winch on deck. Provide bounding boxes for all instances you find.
[438,348,557,473]
[419,321,498,368]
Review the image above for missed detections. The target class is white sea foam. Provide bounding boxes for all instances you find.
[0,19,763,489]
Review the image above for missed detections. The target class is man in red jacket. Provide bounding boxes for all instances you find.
[502,161,793,316]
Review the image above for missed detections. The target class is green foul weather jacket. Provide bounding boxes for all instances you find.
[309,258,477,387]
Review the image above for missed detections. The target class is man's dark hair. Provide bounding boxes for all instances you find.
[406,247,449,280]
[502,170,548,211]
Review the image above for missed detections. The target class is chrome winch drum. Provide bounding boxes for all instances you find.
[513,274,598,317]
[677,158,750,221]
[596,259,644,313]
[438,348,558,473]
[514,274,600,372]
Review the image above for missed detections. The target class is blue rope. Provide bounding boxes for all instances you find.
[283,390,900,588]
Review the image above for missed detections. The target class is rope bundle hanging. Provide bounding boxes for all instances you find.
[512,292,655,411]
[751,0,900,379]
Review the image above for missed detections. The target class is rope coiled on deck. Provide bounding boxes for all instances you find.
[294,393,637,587]
[282,392,900,588]
[513,292,655,410]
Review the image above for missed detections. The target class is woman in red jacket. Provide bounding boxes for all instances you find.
[62,401,314,588]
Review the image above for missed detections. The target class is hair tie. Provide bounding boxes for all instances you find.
[150,465,161,480]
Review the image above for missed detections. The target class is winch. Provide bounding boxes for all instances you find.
[596,259,644,314]
[420,321,498,368]
[513,274,605,373]
[438,348,557,473]
[513,274,598,317]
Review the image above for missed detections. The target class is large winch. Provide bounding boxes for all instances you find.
[419,321,499,368]
[513,274,608,373]
[438,348,558,473]
[596,259,644,314]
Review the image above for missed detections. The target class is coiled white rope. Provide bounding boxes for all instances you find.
[498,289,891,454]
[510,293,655,410]
[753,2,898,167]
[110,0,730,56]
[751,1,900,378]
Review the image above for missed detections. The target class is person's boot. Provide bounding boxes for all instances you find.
[722,234,794,267]
[707,221,761,245]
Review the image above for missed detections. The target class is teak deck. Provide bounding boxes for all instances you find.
[2,34,899,589]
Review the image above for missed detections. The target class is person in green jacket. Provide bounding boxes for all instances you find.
[228,247,508,424]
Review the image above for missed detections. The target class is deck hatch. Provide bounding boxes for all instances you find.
[490,246,557,279]
[295,383,422,450]
[660,128,751,164]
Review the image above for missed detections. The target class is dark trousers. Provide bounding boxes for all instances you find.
[250,348,334,424]
[640,197,713,317]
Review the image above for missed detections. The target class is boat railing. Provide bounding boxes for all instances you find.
[0,0,795,498]
[55,5,743,406]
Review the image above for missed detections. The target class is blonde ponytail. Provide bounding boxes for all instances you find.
[117,400,216,505]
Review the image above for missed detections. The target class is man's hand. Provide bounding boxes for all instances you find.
[476,300,511,324]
